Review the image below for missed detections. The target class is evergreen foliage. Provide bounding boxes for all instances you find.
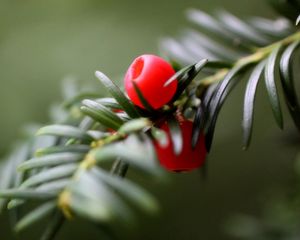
[0,1,300,239]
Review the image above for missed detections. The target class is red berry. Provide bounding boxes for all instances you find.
[124,54,178,109]
[154,120,207,172]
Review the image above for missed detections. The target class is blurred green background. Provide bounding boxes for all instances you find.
[0,0,299,239]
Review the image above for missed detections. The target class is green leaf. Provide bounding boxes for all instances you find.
[7,199,25,210]
[173,59,207,100]
[37,125,94,143]
[95,98,122,110]
[78,116,95,131]
[0,160,15,210]
[264,45,284,129]
[118,118,151,135]
[8,178,58,209]
[69,189,112,222]
[164,63,194,86]
[0,189,56,199]
[182,59,207,86]
[20,164,77,188]
[18,153,85,172]
[186,9,251,52]
[186,9,234,42]
[242,61,266,149]
[110,160,129,177]
[94,135,163,177]
[87,130,110,140]
[132,81,155,112]
[160,38,197,65]
[191,102,205,149]
[167,117,183,155]
[180,35,219,61]
[81,99,124,130]
[205,63,251,151]
[95,71,140,118]
[115,111,131,122]
[150,127,168,147]
[35,145,90,156]
[202,84,218,108]
[279,41,300,104]
[69,172,135,225]
[248,17,293,39]
[15,201,56,232]
[297,14,300,25]
[217,10,270,46]
[279,40,300,131]
[36,179,70,192]
[40,211,65,240]
[0,143,30,212]
[95,145,157,176]
[91,167,159,214]
[183,29,243,61]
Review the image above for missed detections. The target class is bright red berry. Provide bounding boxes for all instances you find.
[154,120,207,172]
[124,54,178,109]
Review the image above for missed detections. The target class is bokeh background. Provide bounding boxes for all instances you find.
[0,0,299,239]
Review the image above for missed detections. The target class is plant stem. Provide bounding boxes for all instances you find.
[58,131,127,218]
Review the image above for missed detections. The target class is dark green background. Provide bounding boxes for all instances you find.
[0,0,298,239]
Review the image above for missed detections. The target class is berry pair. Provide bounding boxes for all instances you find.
[124,54,207,172]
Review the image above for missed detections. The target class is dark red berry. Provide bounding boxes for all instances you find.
[124,54,177,109]
[154,120,207,172]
